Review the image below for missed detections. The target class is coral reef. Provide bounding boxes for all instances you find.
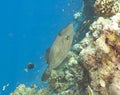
[85,13,120,95]
[10,0,120,95]
[43,12,120,95]
[94,0,120,17]
[47,52,89,95]
[10,84,39,95]
[10,84,51,95]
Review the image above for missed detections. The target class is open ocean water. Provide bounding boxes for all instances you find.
[0,0,83,94]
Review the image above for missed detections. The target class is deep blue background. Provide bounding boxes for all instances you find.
[0,0,83,94]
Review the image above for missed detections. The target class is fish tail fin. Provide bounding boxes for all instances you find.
[41,69,51,81]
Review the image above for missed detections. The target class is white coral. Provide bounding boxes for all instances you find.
[95,35,110,54]
[111,13,120,22]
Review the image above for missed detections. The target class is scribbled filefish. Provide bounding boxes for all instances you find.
[42,23,74,81]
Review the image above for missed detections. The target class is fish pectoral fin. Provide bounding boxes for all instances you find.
[41,68,51,81]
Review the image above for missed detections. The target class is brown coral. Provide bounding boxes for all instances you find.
[94,0,120,17]
[109,71,120,95]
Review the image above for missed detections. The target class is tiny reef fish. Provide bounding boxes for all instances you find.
[24,62,35,72]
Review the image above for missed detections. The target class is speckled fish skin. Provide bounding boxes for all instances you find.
[42,23,74,81]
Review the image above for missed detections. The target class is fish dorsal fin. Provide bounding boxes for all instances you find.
[45,48,51,64]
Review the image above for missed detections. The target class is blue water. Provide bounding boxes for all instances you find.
[0,0,83,94]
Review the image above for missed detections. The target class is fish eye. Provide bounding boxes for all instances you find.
[65,35,70,40]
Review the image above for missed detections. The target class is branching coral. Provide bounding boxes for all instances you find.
[94,0,120,17]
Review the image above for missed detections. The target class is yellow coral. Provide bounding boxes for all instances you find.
[107,33,116,42]
[102,58,113,65]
